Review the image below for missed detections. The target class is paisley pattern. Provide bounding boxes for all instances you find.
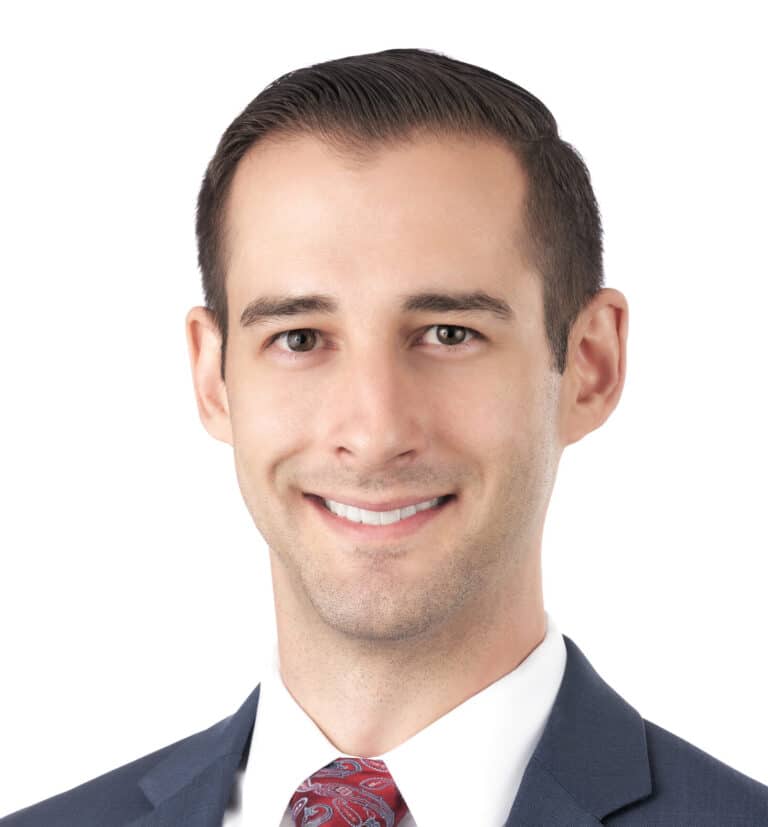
[289,757,409,826]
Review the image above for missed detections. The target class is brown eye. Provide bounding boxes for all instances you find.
[283,329,318,352]
[422,324,479,348]
[435,325,470,345]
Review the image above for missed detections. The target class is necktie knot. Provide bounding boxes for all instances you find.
[289,757,409,826]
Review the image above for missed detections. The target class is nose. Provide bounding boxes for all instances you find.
[325,343,428,470]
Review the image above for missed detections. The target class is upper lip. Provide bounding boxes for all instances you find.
[306,492,453,512]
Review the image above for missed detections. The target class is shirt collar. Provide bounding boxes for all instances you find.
[240,612,566,827]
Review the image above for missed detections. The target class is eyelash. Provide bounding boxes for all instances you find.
[265,324,483,359]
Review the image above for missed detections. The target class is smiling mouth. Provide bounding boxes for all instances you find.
[304,493,456,528]
[306,490,454,507]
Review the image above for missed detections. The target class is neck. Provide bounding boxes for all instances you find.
[271,554,546,757]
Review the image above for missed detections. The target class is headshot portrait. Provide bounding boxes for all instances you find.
[2,4,767,827]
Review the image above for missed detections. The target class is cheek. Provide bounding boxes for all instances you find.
[228,352,316,438]
[447,369,535,452]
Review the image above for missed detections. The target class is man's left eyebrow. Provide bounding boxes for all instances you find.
[239,289,515,328]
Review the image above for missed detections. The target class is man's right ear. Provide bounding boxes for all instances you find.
[185,306,233,445]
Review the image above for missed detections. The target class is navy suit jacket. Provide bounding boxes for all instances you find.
[3,636,768,826]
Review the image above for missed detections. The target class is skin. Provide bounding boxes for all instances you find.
[186,131,628,756]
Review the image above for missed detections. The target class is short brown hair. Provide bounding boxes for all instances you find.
[195,47,604,380]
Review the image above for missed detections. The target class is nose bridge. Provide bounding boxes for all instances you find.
[328,335,424,464]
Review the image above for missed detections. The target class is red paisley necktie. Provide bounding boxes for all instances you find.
[289,757,410,826]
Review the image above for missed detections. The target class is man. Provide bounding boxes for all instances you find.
[3,46,767,827]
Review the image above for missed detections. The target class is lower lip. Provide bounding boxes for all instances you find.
[304,494,455,541]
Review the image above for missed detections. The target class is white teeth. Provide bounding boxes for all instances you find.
[322,496,443,526]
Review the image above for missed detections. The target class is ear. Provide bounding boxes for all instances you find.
[558,288,629,446]
[185,306,233,445]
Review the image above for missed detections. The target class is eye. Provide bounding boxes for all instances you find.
[420,324,479,348]
[270,328,319,354]
[266,324,481,356]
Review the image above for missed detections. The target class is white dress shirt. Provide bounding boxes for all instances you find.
[223,611,566,827]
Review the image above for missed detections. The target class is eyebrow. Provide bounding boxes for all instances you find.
[239,290,515,328]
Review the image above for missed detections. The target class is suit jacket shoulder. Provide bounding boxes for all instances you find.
[605,717,768,825]
[509,636,768,826]
[1,740,171,826]
[0,696,258,827]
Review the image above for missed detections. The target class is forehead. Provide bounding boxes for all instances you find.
[223,131,534,312]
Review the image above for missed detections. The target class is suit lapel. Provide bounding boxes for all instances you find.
[505,757,603,826]
[505,635,653,825]
[129,752,243,827]
[131,685,261,827]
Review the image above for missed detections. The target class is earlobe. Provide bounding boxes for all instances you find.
[185,306,233,445]
[560,288,629,446]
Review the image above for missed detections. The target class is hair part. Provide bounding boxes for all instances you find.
[195,47,604,381]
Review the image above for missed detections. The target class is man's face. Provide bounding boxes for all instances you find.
[219,132,563,643]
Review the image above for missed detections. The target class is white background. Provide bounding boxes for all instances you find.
[1,0,766,817]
